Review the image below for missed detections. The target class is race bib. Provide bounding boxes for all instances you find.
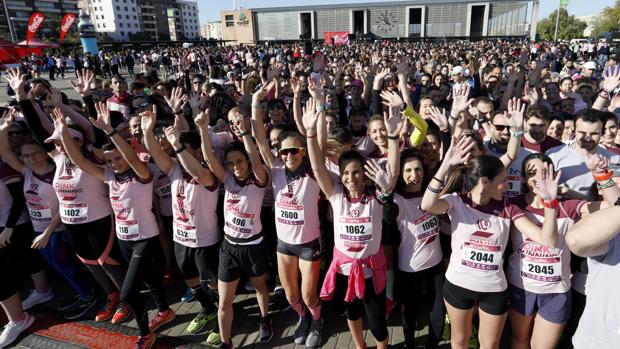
[60,202,88,223]
[173,221,197,244]
[275,202,305,226]
[338,216,373,243]
[157,184,171,199]
[226,209,255,235]
[521,254,562,282]
[27,203,52,222]
[505,175,522,197]
[116,220,140,240]
[461,241,502,271]
[414,213,440,240]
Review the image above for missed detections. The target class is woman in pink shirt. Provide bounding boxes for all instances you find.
[420,137,560,349]
[52,105,175,349]
[304,90,403,349]
[198,107,272,349]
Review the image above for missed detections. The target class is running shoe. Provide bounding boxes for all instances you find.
[135,332,156,349]
[0,312,35,348]
[206,326,222,346]
[148,309,176,332]
[58,294,81,312]
[186,309,217,334]
[111,302,132,324]
[95,294,120,322]
[64,294,98,320]
[305,318,323,348]
[293,313,311,344]
[22,289,54,310]
[180,287,195,302]
[258,315,273,343]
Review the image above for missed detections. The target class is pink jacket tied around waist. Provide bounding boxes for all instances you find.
[320,246,387,302]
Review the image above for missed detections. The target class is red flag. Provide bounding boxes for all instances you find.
[26,12,45,44]
[59,13,76,42]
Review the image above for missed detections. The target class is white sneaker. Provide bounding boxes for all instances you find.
[22,289,54,310]
[0,312,35,348]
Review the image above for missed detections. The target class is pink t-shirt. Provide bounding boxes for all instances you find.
[442,192,524,292]
[0,162,29,227]
[271,160,320,245]
[105,169,159,241]
[22,167,64,233]
[168,161,220,248]
[52,153,112,224]
[148,163,172,217]
[223,171,267,244]
[507,196,584,294]
[329,184,383,277]
[394,191,443,273]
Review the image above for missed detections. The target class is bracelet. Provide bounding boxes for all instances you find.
[599,90,611,100]
[599,179,616,189]
[540,198,558,209]
[449,114,459,121]
[593,170,614,182]
[173,144,186,154]
[306,134,317,138]
[432,176,445,184]
[427,185,442,194]
[510,129,525,138]
[105,129,118,137]
[387,134,400,140]
[239,131,251,137]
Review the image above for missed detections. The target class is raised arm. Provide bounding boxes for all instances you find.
[380,90,406,188]
[141,106,174,174]
[92,102,150,180]
[500,97,525,168]
[164,124,215,187]
[0,110,26,173]
[195,111,226,182]
[513,162,560,248]
[593,67,620,111]
[303,98,335,197]
[290,75,305,135]
[52,107,105,182]
[420,136,474,214]
[251,80,276,169]
[232,110,268,185]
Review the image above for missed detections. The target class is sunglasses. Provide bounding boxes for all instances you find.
[278,147,303,156]
[493,125,511,132]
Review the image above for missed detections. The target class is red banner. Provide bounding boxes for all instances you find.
[26,12,45,44]
[324,31,349,46]
[59,13,76,42]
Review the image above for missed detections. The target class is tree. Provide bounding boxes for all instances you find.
[537,8,587,41]
[591,0,620,37]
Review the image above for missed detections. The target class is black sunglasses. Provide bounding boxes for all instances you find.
[493,125,510,132]
[278,147,303,156]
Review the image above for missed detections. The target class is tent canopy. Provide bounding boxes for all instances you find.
[17,39,59,48]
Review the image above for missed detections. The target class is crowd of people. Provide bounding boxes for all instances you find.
[0,37,619,349]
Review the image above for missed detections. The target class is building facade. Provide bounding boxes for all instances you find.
[0,0,80,42]
[202,21,222,40]
[222,0,538,44]
[79,0,199,41]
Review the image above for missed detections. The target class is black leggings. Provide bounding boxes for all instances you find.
[0,222,46,300]
[398,263,446,348]
[336,273,388,342]
[118,236,169,336]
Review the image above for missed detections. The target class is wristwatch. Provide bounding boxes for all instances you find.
[511,129,525,138]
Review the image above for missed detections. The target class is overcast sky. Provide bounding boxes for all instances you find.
[199,0,615,24]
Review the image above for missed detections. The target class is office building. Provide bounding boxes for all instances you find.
[0,0,79,42]
[202,21,222,40]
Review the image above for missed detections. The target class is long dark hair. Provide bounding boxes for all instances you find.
[521,153,553,194]
[442,155,504,194]
[396,149,429,192]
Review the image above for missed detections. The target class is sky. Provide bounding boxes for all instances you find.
[198,0,616,24]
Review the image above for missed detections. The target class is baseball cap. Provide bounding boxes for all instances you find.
[44,128,84,143]
[583,61,597,70]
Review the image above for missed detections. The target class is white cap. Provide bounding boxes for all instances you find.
[583,61,597,70]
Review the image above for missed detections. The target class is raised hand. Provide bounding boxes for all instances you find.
[267,63,283,81]
[0,109,14,131]
[428,106,449,131]
[4,68,27,99]
[601,66,620,92]
[396,58,409,76]
[380,90,404,111]
[290,75,302,96]
[253,79,276,102]
[444,135,475,167]
[164,126,181,148]
[194,109,209,129]
[302,98,319,132]
[374,67,390,84]
[451,85,474,115]
[91,102,113,133]
[312,54,325,72]
[165,86,185,113]
[51,107,68,134]
[187,91,203,111]
[365,159,393,193]
[506,97,525,130]
[536,162,560,201]
[70,69,94,96]
[140,105,157,133]
[524,85,539,105]
[584,152,610,175]
[45,88,63,107]
[307,76,324,101]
